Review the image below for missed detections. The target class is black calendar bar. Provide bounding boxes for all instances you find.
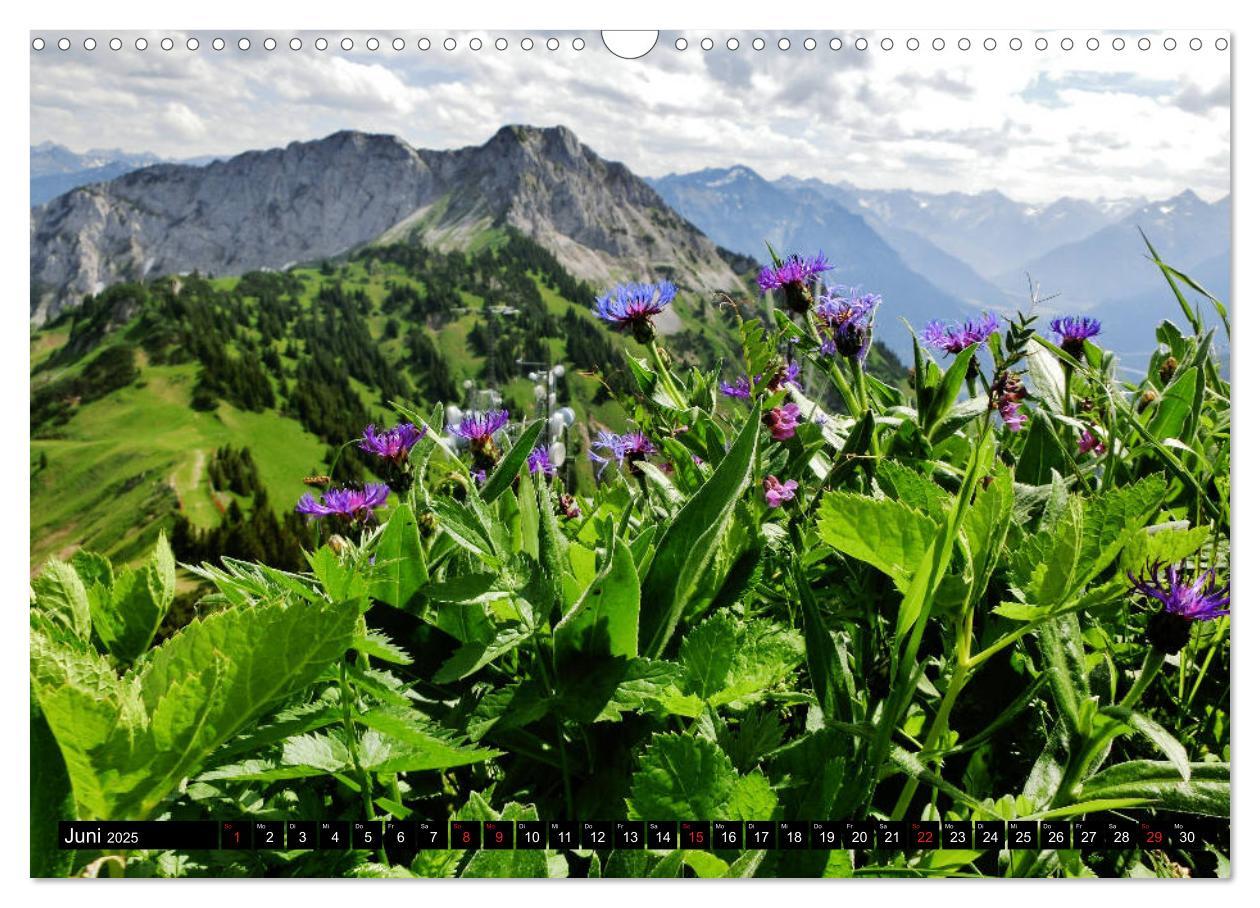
[58,821,218,850]
[58,817,1228,852]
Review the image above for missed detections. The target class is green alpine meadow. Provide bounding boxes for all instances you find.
[29,228,1230,878]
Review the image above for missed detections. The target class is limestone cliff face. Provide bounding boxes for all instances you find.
[30,125,740,323]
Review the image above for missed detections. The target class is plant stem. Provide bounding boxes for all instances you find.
[892,609,974,819]
[339,661,387,862]
[803,313,861,416]
[648,341,688,410]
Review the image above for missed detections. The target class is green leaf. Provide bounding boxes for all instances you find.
[1015,411,1068,486]
[1026,341,1068,414]
[30,558,93,649]
[32,595,358,819]
[626,733,738,820]
[679,612,738,699]
[924,343,978,437]
[370,504,428,610]
[797,570,852,724]
[92,533,176,663]
[555,536,640,659]
[725,770,778,820]
[1147,366,1199,443]
[354,630,414,665]
[30,699,75,877]
[356,716,501,773]
[1073,475,1167,590]
[430,498,499,563]
[875,461,949,514]
[817,491,940,592]
[639,404,760,658]
[961,466,1013,602]
[480,420,544,504]
[1037,612,1091,729]
[433,620,534,684]
[1100,707,1191,782]
[1011,496,1084,607]
[678,613,804,707]
[1078,761,1229,817]
[681,850,731,878]
[531,471,568,626]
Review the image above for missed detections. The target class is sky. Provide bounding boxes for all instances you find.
[29,28,1231,205]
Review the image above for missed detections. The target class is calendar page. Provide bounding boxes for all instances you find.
[29,26,1230,881]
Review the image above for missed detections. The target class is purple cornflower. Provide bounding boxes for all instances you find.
[764,403,801,442]
[719,361,802,399]
[817,289,879,360]
[1129,562,1230,622]
[593,281,676,342]
[527,444,556,477]
[922,313,1001,355]
[1049,316,1102,358]
[295,483,390,523]
[359,422,426,464]
[763,475,799,508]
[1130,561,1230,654]
[1078,428,1106,455]
[758,253,833,293]
[758,252,833,313]
[589,430,656,478]
[471,469,487,484]
[449,409,510,445]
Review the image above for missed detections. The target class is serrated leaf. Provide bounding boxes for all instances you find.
[354,630,414,665]
[875,460,949,514]
[433,620,533,683]
[30,559,92,650]
[679,613,804,708]
[817,491,940,592]
[626,734,738,820]
[92,534,176,663]
[725,770,778,820]
[32,595,357,819]
[356,707,501,771]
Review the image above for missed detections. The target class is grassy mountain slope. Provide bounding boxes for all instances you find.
[31,229,907,573]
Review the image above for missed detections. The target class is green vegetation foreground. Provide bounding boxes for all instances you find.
[30,243,1229,878]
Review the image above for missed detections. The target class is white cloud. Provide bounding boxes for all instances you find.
[29,28,1230,204]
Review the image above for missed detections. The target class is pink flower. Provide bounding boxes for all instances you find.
[764,403,801,442]
[763,475,799,508]
[1078,428,1106,455]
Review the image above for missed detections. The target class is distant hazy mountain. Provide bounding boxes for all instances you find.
[998,191,1230,305]
[770,179,1011,310]
[30,142,223,205]
[782,176,1142,279]
[650,166,976,358]
[1097,249,1230,364]
[30,126,740,323]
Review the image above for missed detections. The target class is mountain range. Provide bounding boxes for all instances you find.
[31,127,1229,365]
[653,168,1229,364]
[29,127,740,327]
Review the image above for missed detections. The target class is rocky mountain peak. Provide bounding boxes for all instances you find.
[30,125,740,323]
